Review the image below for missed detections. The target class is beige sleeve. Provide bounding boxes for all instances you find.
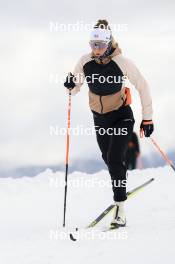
[115,55,153,120]
[66,53,92,95]
[72,56,85,95]
[65,56,86,96]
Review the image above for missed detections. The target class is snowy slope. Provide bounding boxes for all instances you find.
[0,166,175,264]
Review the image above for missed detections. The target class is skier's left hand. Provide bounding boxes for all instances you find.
[140,120,154,137]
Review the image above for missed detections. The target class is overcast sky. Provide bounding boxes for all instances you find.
[1,0,175,172]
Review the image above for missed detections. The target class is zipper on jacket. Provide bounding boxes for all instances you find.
[100,96,103,114]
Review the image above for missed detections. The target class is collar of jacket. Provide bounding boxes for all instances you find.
[91,46,121,65]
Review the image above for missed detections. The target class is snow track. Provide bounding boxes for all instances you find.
[0,166,175,263]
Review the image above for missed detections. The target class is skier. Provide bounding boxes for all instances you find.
[126,132,140,170]
[64,19,154,228]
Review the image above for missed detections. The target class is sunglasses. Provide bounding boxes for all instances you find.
[89,41,108,50]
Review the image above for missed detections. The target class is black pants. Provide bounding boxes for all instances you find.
[93,106,135,202]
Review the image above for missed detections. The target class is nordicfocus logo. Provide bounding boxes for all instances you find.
[49,21,128,33]
[49,125,129,136]
[49,73,128,85]
[67,73,127,84]
[49,228,128,241]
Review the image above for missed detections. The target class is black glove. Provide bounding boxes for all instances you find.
[140,120,154,137]
[64,73,76,90]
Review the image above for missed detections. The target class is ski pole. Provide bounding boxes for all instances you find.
[63,90,72,227]
[150,137,175,172]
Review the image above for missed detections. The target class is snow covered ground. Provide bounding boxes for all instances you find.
[0,166,175,264]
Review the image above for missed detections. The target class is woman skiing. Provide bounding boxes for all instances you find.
[64,19,154,228]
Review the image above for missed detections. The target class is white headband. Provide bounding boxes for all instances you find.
[90,28,111,43]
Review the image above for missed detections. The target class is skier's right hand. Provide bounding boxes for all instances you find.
[64,73,76,90]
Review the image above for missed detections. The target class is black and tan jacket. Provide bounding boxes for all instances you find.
[70,49,153,120]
